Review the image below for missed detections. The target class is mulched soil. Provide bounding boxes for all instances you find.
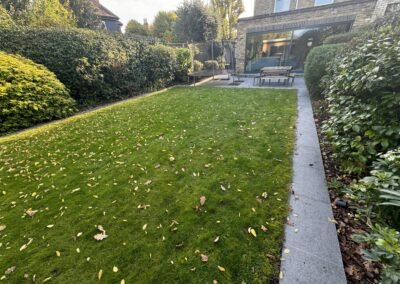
[312,101,381,283]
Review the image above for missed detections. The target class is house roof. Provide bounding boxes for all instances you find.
[89,0,120,20]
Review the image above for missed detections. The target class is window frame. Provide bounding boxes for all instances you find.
[314,0,334,7]
[274,0,291,13]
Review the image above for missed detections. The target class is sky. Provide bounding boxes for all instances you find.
[100,0,254,30]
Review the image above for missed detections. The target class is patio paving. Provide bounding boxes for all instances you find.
[200,76,347,284]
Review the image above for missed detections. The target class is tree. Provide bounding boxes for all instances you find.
[29,0,75,28]
[175,0,219,43]
[60,0,101,29]
[153,11,177,42]
[0,5,15,28]
[125,19,150,36]
[0,0,30,25]
[211,0,244,39]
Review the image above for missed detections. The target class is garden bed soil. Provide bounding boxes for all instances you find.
[312,101,381,284]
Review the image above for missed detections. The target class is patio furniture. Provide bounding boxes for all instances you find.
[254,66,295,86]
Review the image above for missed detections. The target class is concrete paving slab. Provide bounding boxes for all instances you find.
[280,81,346,284]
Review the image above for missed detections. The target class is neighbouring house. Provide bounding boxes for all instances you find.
[236,0,400,73]
[90,0,122,32]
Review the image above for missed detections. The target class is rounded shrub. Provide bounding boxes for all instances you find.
[304,43,344,99]
[0,51,76,134]
[193,60,203,71]
[204,60,219,70]
[323,31,360,45]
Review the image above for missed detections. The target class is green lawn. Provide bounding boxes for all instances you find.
[0,87,297,283]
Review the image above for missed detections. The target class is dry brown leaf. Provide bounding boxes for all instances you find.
[200,196,206,206]
[25,208,38,217]
[5,266,15,275]
[94,233,108,241]
[200,254,208,262]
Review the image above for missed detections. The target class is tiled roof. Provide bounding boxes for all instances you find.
[89,0,120,19]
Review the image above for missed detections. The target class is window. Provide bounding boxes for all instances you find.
[314,0,334,6]
[274,0,291,12]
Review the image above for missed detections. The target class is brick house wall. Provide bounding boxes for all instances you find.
[236,0,383,73]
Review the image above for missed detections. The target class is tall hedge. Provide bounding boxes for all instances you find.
[0,51,76,133]
[0,28,134,106]
[0,28,187,107]
[322,31,400,174]
[304,43,344,99]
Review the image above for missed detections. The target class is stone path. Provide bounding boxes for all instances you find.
[200,76,347,284]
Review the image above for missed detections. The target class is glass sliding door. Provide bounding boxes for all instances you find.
[244,22,352,73]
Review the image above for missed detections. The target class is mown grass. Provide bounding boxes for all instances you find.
[0,87,297,283]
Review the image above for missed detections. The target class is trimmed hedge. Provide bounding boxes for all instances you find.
[323,31,359,45]
[204,60,219,70]
[304,44,344,99]
[0,28,190,107]
[0,51,76,133]
[322,31,400,175]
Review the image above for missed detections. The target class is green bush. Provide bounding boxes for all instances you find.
[0,51,76,133]
[0,6,15,28]
[322,31,400,174]
[193,60,203,71]
[204,60,219,70]
[304,44,344,99]
[0,28,133,106]
[323,31,360,44]
[0,28,189,107]
[349,148,400,228]
[352,224,400,284]
[174,47,191,82]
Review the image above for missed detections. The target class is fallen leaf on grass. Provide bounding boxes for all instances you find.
[46,224,54,228]
[142,224,147,231]
[5,266,15,275]
[121,280,125,284]
[201,254,208,262]
[25,208,38,217]
[261,225,268,232]
[71,188,80,193]
[169,156,175,162]
[94,225,108,241]
[98,270,103,280]
[56,251,61,257]
[113,266,118,272]
[0,224,6,231]
[200,196,206,206]
[144,180,152,186]
[218,266,225,272]
[214,236,220,243]
[248,227,256,237]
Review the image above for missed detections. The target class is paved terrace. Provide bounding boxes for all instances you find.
[199,76,347,284]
